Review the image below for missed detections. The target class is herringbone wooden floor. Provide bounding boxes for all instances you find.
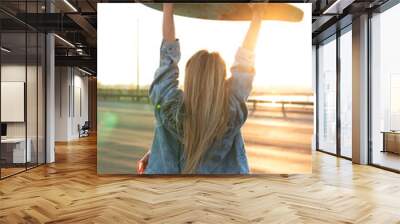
[1,135,400,224]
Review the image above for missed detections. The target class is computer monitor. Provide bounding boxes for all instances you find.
[1,123,7,137]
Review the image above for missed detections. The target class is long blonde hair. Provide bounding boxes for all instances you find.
[182,50,230,174]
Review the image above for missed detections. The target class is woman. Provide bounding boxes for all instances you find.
[137,3,262,174]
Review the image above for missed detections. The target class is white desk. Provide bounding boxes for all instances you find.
[1,138,31,163]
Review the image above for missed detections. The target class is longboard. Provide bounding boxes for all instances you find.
[143,3,304,22]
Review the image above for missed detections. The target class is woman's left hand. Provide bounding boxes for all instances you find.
[248,3,264,21]
[242,3,263,51]
[137,151,150,174]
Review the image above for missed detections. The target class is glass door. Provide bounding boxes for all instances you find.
[339,28,352,158]
[0,1,47,179]
[317,36,337,154]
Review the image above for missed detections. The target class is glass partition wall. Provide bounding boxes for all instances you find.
[317,35,337,155]
[316,27,352,159]
[316,0,400,172]
[0,31,27,177]
[0,2,46,179]
[339,27,352,159]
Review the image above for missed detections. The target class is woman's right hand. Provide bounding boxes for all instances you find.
[163,3,175,42]
[137,151,150,174]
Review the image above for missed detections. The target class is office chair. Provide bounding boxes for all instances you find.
[79,121,90,138]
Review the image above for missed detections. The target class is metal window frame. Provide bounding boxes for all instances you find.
[316,32,340,157]
[367,1,400,173]
[0,18,2,179]
[315,22,353,161]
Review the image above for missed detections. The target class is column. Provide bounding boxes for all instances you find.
[352,14,369,164]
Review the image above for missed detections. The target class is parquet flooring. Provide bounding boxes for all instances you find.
[1,135,400,223]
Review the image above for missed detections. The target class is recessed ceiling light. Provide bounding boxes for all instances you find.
[323,0,355,14]
[54,34,75,48]
[1,47,11,53]
[78,67,92,76]
[63,0,78,12]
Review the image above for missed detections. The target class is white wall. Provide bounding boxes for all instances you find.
[55,67,89,141]
[55,66,69,141]
[1,65,26,143]
[1,65,35,138]
[1,65,26,129]
[74,73,89,135]
[1,82,25,122]
[375,6,400,131]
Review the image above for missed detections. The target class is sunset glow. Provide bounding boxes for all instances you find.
[98,3,311,93]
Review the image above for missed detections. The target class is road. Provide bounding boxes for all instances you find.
[98,100,313,174]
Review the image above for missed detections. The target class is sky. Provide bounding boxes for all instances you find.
[98,3,312,93]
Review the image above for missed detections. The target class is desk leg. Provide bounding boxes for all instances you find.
[382,133,386,153]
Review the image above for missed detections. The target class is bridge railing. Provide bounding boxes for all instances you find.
[247,98,313,117]
[98,90,314,114]
[98,89,150,102]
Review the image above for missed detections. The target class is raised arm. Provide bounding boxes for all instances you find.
[149,3,182,135]
[150,2,181,108]
[143,3,182,174]
[163,3,175,43]
[229,5,263,128]
[242,5,263,51]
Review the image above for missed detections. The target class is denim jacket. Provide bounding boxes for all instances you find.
[145,39,255,174]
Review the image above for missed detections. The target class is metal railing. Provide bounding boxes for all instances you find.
[98,90,314,113]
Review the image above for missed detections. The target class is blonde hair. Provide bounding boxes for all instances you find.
[182,50,230,174]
